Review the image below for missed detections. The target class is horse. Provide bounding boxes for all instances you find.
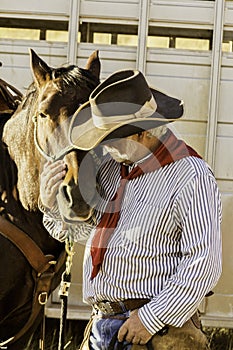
[0,49,101,349]
[0,77,22,116]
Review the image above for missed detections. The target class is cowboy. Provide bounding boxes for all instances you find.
[39,70,222,349]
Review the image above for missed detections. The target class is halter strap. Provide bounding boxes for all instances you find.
[32,115,75,161]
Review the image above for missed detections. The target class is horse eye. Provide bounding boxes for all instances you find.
[40,112,47,118]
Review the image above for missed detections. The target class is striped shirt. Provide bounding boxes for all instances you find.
[43,154,222,334]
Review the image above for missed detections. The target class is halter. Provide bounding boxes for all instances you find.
[32,114,75,162]
[32,114,102,169]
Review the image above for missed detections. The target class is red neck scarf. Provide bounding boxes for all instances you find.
[90,129,201,279]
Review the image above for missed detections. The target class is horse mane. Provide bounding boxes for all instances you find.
[2,84,40,211]
[52,66,99,91]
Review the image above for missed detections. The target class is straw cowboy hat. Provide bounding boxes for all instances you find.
[69,69,184,150]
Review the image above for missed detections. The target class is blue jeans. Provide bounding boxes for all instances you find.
[89,312,132,350]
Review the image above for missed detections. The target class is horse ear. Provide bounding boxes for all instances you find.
[85,50,101,81]
[29,48,52,86]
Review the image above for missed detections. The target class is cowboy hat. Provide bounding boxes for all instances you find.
[69,69,183,150]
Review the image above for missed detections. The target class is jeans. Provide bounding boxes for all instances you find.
[86,310,209,350]
[89,312,132,350]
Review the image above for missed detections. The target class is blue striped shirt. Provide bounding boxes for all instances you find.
[43,154,222,334]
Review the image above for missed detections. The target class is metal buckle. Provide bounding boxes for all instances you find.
[95,301,115,315]
[59,281,71,297]
[38,292,48,305]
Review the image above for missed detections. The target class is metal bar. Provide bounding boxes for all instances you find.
[205,0,225,169]
[67,0,80,64]
[136,0,150,73]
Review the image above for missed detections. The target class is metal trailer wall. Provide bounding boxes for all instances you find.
[0,0,233,328]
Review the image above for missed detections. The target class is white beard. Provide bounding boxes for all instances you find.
[103,140,139,163]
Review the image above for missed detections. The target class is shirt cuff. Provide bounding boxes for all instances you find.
[38,197,60,216]
[138,302,166,335]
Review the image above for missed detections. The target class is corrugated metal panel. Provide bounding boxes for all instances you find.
[80,0,140,22]
[0,41,68,91]
[149,0,214,28]
[0,0,70,20]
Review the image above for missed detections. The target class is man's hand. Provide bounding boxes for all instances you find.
[118,309,153,345]
[40,160,67,208]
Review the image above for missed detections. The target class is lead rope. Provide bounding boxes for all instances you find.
[39,307,46,350]
[58,238,74,350]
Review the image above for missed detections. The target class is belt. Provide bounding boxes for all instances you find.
[93,298,150,315]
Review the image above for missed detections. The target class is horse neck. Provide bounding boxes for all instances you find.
[2,89,41,208]
[1,107,62,255]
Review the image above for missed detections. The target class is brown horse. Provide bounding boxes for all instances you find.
[0,77,22,116]
[0,49,100,349]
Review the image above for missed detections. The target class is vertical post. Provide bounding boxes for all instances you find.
[205,0,225,169]
[67,0,80,64]
[136,0,150,74]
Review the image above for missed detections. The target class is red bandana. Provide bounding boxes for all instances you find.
[90,129,201,279]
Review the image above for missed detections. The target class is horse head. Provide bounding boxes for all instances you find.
[30,49,101,222]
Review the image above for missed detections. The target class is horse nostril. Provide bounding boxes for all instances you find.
[62,186,69,202]
[61,184,73,208]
